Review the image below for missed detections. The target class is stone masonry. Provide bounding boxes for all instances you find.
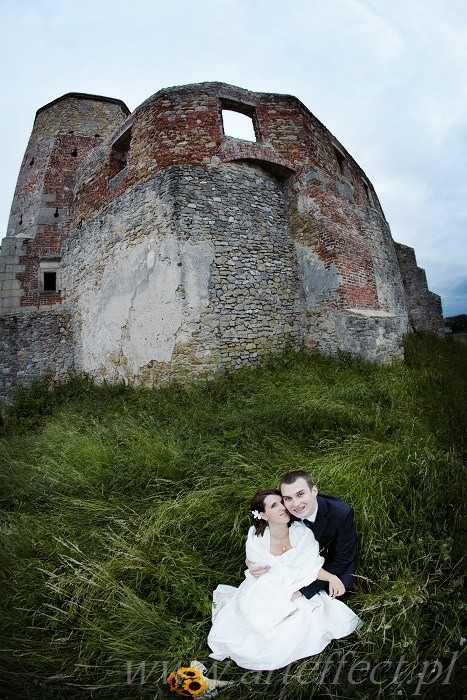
[0,82,443,401]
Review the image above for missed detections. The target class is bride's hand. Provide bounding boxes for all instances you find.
[245,558,270,578]
[290,591,302,601]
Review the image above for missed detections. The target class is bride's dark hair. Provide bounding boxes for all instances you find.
[250,489,284,537]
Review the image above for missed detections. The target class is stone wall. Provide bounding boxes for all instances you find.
[0,309,74,403]
[175,163,303,371]
[394,243,444,334]
[62,155,409,387]
[0,237,27,312]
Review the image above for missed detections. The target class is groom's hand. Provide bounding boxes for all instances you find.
[328,575,346,598]
[245,559,270,577]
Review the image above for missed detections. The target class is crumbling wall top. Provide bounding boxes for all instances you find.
[72,81,385,227]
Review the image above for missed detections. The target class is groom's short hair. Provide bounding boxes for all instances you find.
[280,470,314,490]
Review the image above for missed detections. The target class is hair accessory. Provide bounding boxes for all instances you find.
[251,509,261,520]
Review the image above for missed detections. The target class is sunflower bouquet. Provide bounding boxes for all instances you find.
[166,660,230,697]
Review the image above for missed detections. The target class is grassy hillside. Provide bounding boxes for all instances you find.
[0,335,466,700]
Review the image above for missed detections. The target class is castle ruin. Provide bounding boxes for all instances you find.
[0,82,443,402]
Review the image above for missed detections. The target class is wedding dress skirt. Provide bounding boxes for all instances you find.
[207,523,361,671]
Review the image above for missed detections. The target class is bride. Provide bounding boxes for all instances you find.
[207,489,361,670]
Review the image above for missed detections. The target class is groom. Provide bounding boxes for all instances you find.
[248,470,357,599]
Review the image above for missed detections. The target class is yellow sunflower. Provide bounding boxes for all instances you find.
[182,677,208,697]
[167,672,178,691]
[178,667,202,680]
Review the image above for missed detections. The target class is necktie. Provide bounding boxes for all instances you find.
[303,518,314,530]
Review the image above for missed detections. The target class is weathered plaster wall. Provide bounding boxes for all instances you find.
[62,172,179,384]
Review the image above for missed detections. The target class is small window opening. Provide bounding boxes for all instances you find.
[221,100,257,141]
[109,128,132,178]
[43,272,57,292]
[54,208,59,218]
[71,148,78,157]
[333,146,345,175]
[19,214,23,226]
[39,258,60,293]
[362,179,373,206]
[29,158,35,167]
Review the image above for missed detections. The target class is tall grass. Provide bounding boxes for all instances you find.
[0,335,465,699]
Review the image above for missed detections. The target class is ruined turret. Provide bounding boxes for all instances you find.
[2,93,129,310]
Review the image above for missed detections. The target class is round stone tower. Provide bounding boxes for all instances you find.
[62,82,412,385]
[3,93,129,309]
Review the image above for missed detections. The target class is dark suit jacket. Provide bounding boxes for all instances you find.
[298,494,357,599]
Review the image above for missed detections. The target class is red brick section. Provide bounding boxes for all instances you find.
[73,89,224,221]
[8,93,128,307]
[18,136,100,306]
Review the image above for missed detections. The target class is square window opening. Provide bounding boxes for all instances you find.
[39,258,60,293]
[221,101,257,141]
[43,271,57,292]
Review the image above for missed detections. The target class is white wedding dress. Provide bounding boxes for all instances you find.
[207,522,361,670]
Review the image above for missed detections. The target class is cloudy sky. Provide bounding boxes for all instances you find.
[1,0,465,316]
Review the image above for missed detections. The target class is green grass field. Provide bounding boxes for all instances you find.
[0,334,466,699]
